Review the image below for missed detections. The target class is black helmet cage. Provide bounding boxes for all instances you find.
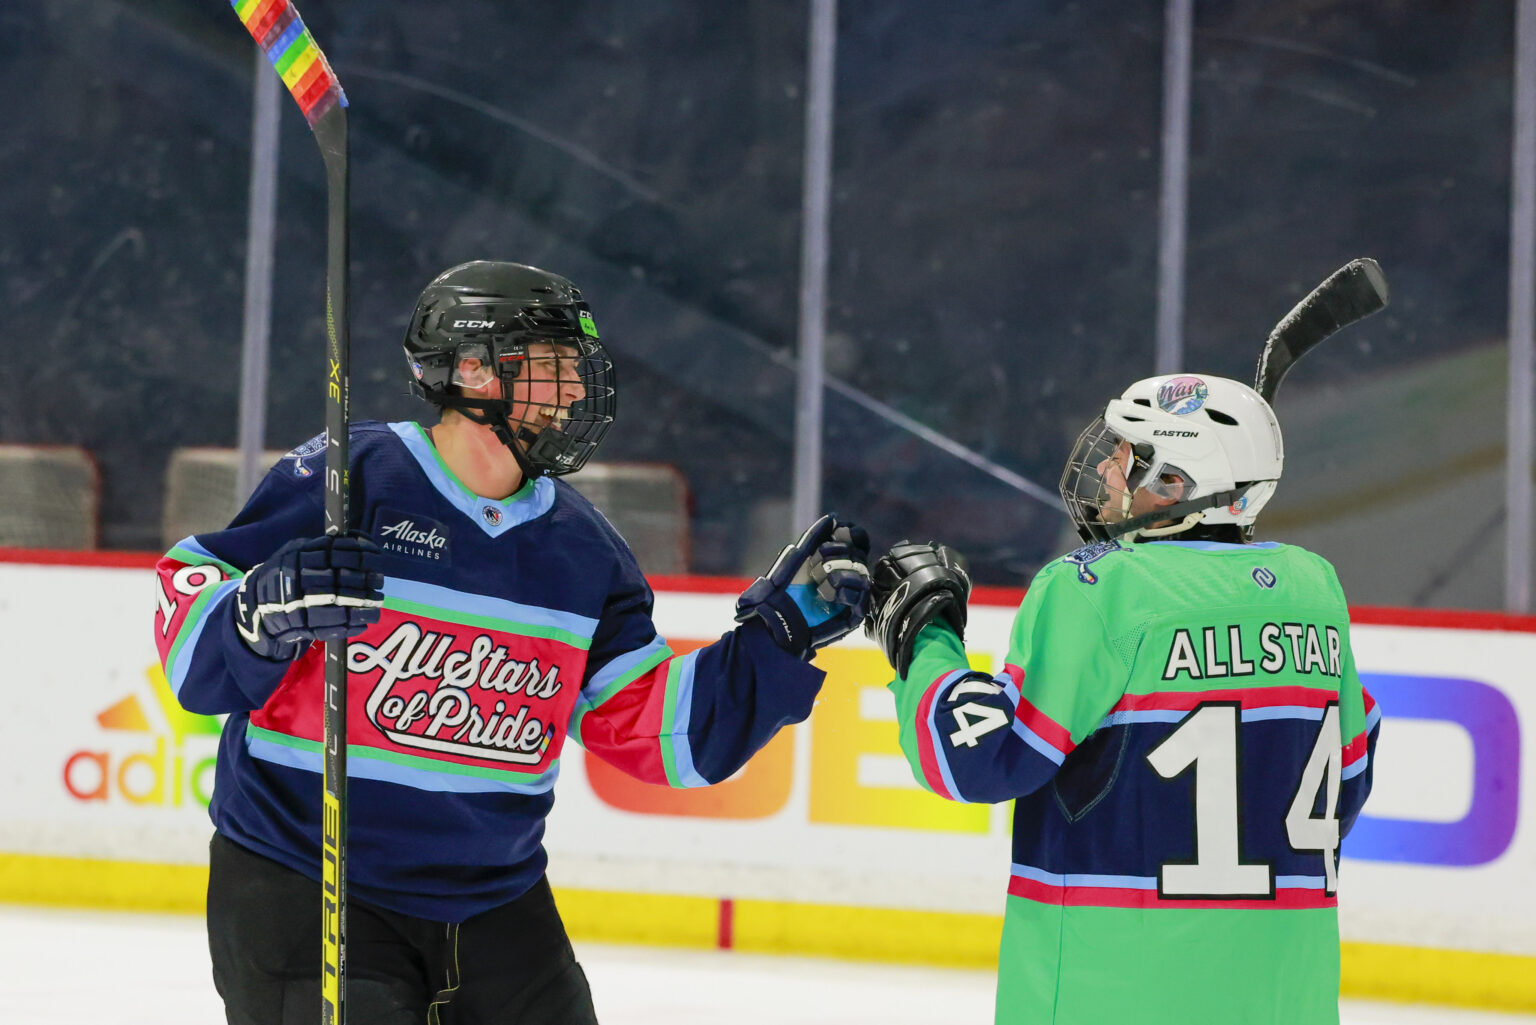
[404,293,616,477]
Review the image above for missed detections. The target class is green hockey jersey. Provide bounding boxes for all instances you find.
[889,539,1380,1025]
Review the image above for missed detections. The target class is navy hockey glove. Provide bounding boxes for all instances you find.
[866,541,971,678]
[735,514,871,660]
[234,532,385,660]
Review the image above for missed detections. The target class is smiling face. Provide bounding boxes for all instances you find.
[454,341,588,435]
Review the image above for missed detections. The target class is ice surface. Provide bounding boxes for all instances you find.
[0,906,1529,1025]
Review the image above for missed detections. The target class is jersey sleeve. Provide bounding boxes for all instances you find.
[567,556,824,788]
[889,562,1129,804]
[153,451,325,715]
[1337,633,1381,838]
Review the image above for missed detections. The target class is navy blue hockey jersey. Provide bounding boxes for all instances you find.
[154,421,822,922]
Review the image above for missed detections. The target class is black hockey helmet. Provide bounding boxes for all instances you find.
[403,261,616,478]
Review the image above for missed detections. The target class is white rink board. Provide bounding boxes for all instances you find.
[0,560,1531,956]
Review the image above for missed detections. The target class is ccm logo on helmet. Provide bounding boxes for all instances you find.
[453,319,496,329]
[1152,429,1199,438]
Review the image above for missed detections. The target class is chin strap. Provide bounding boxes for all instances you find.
[1097,487,1245,544]
[437,396,545,481]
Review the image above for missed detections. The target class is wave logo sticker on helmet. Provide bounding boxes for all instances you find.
[283,432,328,478]
[1062,539,1127,585]
[1252,567,1277,589]
[1156,376,1209,415]
[1228,495,1249,516]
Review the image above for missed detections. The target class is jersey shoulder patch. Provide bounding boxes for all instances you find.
[1058,539,1130,585]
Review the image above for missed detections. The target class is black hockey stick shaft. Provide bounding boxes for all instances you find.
[1255,258,1389,403]
[228,2,351,1021]
[315,104,351,1025]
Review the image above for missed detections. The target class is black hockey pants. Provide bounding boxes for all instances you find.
[207,832,599,1025]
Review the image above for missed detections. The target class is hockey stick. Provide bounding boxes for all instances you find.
[1254,258,1390,403]
[228,3,351,1023]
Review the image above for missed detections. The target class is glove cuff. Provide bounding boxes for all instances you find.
[735,577,814,661]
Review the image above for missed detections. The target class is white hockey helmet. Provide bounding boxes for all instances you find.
[1059,374,1284,543]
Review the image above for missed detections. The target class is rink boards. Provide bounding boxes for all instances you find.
[0,553,1531,1011]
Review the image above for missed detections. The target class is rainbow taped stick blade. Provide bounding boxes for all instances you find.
[231,0,348,127]
[1255,258,1389,403]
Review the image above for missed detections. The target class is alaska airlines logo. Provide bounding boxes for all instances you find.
[376,509,450,563]
[351,623,566,765]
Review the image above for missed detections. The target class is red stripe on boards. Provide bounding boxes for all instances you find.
[716,898,734,950]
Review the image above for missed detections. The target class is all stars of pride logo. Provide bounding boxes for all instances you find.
[63,665,223,808]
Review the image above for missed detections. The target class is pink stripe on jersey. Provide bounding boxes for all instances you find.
[1014,693,1075,757]
[913,674,957,801]
[1343,729,1370,768]
[1007,874,1337,911]
[1002,664,1075,757]
[1114,686,1339,714]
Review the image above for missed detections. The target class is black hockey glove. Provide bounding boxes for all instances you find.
[866,541,971,678]
[735,514,872,661]
[234,532,385,660]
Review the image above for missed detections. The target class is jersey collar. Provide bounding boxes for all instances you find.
[390,421,555,538]
[1147,540,1282,550]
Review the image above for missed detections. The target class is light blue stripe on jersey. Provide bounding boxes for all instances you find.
[386,576,599,638]
[1276,875,1328,889]
[985,669,1068,764]
[581,636,671,704]
[663,650,710,788]
[173,536,227,566]
[246,732,561,795]
[1148,540,1283,550]
[1012,719,1068,766]
[1242,705,1326,723]
[926,669,975,800]
[1365,702,1383,732]
[1342,754,1370,780]
[167,578,243,699]
[1010,863,1158,890]
[390,421,555,537]
[1097,706,1325,729]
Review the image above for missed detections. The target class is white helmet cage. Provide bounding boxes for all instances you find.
[1059,374,1284,543]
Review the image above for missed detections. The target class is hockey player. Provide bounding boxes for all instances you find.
[866,374,1380,1025]
[153,261,871,1025]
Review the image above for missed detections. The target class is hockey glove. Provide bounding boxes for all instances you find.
[735,514,872,661]
[234,532,385,660]
[866,541,971,678]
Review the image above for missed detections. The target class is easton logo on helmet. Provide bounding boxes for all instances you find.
[1157,376,1209,415]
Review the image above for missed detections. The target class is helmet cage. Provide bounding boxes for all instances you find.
[1060,417,1239,543]
[405,297,616,477]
